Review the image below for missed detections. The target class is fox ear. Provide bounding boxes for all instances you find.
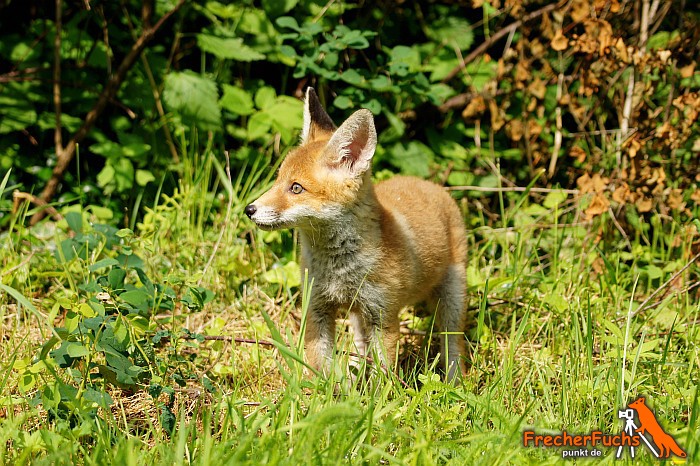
[301,87,336,143]
[325,109,377,176]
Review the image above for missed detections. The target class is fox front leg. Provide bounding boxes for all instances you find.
[303,300,337,375]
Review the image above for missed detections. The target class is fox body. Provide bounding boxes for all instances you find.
[629,397,686,458]
[245,88,467,381]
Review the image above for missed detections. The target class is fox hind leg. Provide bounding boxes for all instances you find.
[429,263,467,383]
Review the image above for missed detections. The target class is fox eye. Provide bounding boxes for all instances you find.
[290,182,305,194]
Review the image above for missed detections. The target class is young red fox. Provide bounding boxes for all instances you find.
[245,88,467,382]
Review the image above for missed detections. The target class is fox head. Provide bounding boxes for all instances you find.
[245,88,377,230]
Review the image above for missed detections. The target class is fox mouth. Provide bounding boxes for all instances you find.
[252,220,289,231]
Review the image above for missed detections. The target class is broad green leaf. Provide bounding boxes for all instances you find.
[254,86,277,110]
[334,95,353,109]
[275,16,301,32]
[64,211,83,234]
[196,35,265,61]
[543,190,568,209]
[340,69,365,86]
[0,95,37,134]
[263,261,301,288]
[205,1,240,19]
[136,169,155,186]
[220,85,255,115]
[119,290,151,307]
[77,303,96,318]
[426,17,474,50]
[261,0,298,17]
[66,342,90,358]
[247,111,274,140]
[387,141,433,177]
[163,71,221,131]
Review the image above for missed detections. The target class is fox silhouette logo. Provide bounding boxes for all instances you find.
[629,397,687,459]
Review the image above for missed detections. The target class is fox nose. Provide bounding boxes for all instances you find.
[244,204,257,218]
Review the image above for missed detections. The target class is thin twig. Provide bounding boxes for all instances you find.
[441,0,566,83]
[30,0,186,225]
[446,185,579,194]
[12,191,63,221]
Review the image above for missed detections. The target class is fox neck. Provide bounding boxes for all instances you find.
[298,176,381,268]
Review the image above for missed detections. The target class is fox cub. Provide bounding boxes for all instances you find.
[245,88,467,382]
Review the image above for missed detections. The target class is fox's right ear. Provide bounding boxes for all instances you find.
[301,87,336,144]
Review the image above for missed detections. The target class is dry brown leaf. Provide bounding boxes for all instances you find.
[529,79,546,100]
[462,96,487,120]
[680,63,696,78]
[612,182,630,204]
[627,138,642,158]
[586,193,610,217]
[571,0,591,23]
[569,146,587,163]
[635,196,653,212]
[667,188,684,210]
[506,119,524,141]
[691,189,700,205]
[657,50,672,64]
[530,39,545,58]
[528,119,543,137]
[551,29,568,51]
[614,38,630,63]
[488,99,506,131]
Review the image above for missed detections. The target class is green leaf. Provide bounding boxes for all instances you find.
[220,85,255,115]
[261,0,298,17]
[247,111,274,140]
[254,86,277,110]
[196,35,265,61]
[135,169,155,187]
[334,95,353,109]
[267,96,303,143]
[426,17,474,50]
[387,141,433,177]
[119,290,151,309]
[108,268,126,290]
[163,71,221,131]
[263,261,301,288]
[0,94,37,134]
[543,190,568,209]
[64,211,83,234]
[66,342,90,358]
[340,69,365,86]
[275,16,301,32]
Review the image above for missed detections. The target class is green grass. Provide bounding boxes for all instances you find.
[0,153,698,465]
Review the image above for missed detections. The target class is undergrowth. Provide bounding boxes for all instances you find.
[0,148,698,465]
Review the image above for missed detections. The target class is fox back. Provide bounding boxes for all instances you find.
[246,88,467,382]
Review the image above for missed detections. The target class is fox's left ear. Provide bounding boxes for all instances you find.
[325,109,377,177]
[301,87,336,144]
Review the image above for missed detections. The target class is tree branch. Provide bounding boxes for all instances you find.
[30,0,186,225]
[441,1,566,84]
